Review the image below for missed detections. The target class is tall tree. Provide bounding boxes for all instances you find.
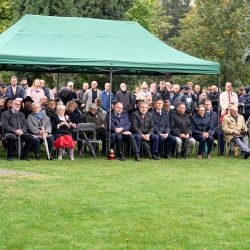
[125,0,170,38]
[75,0,133,20]
[171,0,249,85]
[162,0,191,40]
[12,0,78,21]
[0,0,13,33]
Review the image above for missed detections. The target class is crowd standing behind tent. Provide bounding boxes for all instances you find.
[0,76,249,161]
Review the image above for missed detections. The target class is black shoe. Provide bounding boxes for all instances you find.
[243,152,250,159]
[164,154,171,160]
[118,153,126,161]
[175,152,181,159]
[7,157,14,161]
[220,152,225,156]
[134,153,141,161]
[35,155,40,160]
[228,150,234,157]
[20,156,30,161]
[152,154,160,160]
[181,151,187,159]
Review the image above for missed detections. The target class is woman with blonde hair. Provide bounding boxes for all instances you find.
[26,79,45,102]
[50,104,76,160]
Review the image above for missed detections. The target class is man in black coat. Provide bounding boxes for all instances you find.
[1,99,33,160]
[207,85,219,113]
[109,102,140,161]
[152,99,176,159]
[170,102,196,158]
[131,100,159,159]
[115,83,134,112]
[191,104,214,159]
[204,100,224,155]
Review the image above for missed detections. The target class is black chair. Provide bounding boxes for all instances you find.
[74,123,102,158]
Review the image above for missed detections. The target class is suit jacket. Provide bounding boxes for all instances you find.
[151,109,170,134]
[191,113,213,136]
[206,110,220,132]
[82,89,101,111]
[6,85,25,99]
[109,111,131,133]
[222,113,248,142]
[130,110,155,135]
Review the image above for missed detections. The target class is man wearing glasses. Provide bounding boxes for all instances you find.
[1,99,33,160]
[191,104,214,159]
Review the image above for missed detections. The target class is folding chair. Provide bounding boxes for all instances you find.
[74,123,102,158]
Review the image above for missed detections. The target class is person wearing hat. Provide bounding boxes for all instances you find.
[22,96,33,118]
[0,83,7,109]
[83,102,107,155]
[0,82,7,98]
[238,87,250,121]
[20,78,28,98]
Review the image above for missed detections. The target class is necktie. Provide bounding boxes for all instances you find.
[13,87,16,96]
[228,92,231,102]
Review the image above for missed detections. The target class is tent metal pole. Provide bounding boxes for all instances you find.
[57,73,60,91]
[108,68,113,153]
[217,74,221,156]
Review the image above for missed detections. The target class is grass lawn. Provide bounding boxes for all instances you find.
[0,156,249,249]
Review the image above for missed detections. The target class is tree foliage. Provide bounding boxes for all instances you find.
[162,0,191,40]
[0,0,13,33]
[171,0,250,85]
[125,0,170,38]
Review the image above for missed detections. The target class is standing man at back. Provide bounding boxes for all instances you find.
[6,76,25,100]
[82,81,101,111]
[220,82,238,113]
[115,83,134,113]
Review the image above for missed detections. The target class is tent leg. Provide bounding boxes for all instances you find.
[217,74,221,156]
[108,68,113,154]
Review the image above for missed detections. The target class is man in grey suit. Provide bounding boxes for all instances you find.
[82,81,101,111]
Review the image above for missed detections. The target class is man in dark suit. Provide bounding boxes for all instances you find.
[109,102,140,161]
[131,100,159,160]
[1,99,33,160]
[151,99,176,159]
[6,76,25,99]
[204,100,224,155]
[191,104,214,159]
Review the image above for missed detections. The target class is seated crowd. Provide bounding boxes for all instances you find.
[0,76,249,161]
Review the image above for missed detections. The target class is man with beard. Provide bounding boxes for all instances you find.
[1,99,33,160]
[115,83,134,112]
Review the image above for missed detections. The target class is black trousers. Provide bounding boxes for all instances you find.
[111,133,139,155]
[33,137,54,156]
[6,134,33,158]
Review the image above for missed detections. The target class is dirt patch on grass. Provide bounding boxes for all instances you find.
[0,169,40,177]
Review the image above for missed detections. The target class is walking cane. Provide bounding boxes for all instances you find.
[18,122,22,160]
[42,126,50,160]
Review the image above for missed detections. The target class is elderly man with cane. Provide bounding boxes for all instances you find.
[1,99,33,160]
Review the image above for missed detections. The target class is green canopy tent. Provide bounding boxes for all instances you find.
[0,14,220,75]
[0,14,221,154]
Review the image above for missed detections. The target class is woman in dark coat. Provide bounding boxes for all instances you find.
[50,104,75,160]
[65,101,83,155]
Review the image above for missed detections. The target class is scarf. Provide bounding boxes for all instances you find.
[33,111,44,121]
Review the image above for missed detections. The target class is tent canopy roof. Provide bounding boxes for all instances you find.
[0,14,220,75]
